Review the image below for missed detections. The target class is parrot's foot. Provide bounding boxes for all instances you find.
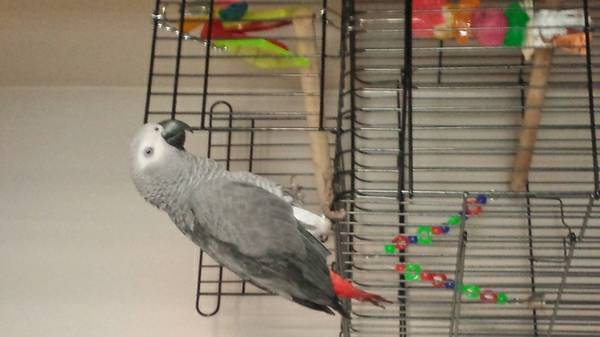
[329,271,392,309]
[357,292,393,309]
[323,205,346,221]
[286,175,305,204]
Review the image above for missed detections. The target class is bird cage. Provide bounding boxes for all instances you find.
[333,0,600,337]
[143,0,343,317]
[143,0,600,336]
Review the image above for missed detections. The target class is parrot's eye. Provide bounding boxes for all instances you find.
[143,146,154,157]
[154,126,160,132]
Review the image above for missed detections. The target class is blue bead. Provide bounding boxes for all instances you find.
[441,225,450,233]
[408,235,418,244]
[476,195,487,205]
[444,280,456,289]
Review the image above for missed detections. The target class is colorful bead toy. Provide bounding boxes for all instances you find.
[392,235,410,251]
[444,279,456,289]
[394,263,508,304]
[448,214,462,226]
[480,289,498,303]
[404,263,423,281]
[384,194,487,254]
[497,292,508,304]
[417,225,433,245]
[460,284,481,300]
[385,195,510,304]
[431,273,448,288]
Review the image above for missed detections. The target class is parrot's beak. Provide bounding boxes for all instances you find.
[158,119,193,151]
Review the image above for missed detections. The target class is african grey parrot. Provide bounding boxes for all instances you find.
[129,119,351,316]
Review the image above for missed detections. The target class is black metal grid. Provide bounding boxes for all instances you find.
[144,0,339,131]
[334,1,600,336]
[143,0,600,335]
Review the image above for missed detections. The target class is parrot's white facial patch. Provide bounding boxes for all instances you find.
[131,123,170,173]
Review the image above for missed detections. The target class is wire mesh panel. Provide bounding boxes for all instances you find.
[143,0,343,316]
[335,0,600,336]
[144,0,341,131]
[335,194,600,337]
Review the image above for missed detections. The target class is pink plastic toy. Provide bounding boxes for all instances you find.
[412,0,448,38]
[472,8,508,47]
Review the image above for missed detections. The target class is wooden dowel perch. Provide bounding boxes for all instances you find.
[510,48,553,192]
[510,0,562,192]
[293,8,345,220]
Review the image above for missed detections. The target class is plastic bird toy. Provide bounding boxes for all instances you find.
[412,0,590,57]
[177,1,310,68]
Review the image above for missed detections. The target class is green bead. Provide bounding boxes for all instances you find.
[497,292,508,304]
[460,284,481,300]
[417,226,433,245]
[503,2,529,47]
[448,215,461,226]
[403,263,422,281]
[384,244,396,254]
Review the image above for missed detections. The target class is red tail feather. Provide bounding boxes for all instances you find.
[329,270,392,308]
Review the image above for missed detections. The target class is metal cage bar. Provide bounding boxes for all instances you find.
[334,1,600,336]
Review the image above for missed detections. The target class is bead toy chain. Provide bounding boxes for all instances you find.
[384,195,510,305]
[384,194,486,252]
[394,262,509,305]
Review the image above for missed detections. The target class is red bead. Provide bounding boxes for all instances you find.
[480,290,497,303]
[420,271,434,281]
[466,205,482,216]
[395,263,405,273]
[431,273,448,288]
[432,226,443,235]
[392,235,409,251]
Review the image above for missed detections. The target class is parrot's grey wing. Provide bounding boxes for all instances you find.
[189,179,344,315]
[191,179,306,257]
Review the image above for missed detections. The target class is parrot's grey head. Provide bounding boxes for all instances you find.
[129,119,193,207]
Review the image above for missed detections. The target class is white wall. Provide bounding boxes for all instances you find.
[0,0,154,86]
[0,87,338,337]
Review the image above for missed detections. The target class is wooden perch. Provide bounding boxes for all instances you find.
[510,0,562,192]
[510,49,553,192]
[292,7,345,220]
